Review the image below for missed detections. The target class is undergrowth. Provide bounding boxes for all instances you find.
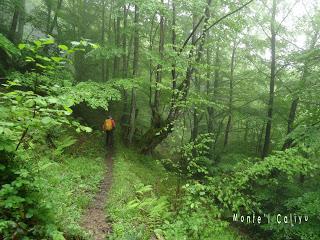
[107,145,247,240]
[107,145,176,239]
[0,130,106,240]
[38,131,106,239]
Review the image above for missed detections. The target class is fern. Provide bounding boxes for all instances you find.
[0,33,20,58]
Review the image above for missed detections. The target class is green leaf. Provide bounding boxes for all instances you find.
[58,45,69,51]
[0,33,20,56]
[51,57,64,63]
[0,164,5,171]
[25,56,35,62]
[42,38,55,45]
[63,106,73,114]
[34,40,42,48]
[82,126,92,133]
[18,43,26,50]
[26,210,34,219]
[41,117,52,124]
[36,63,47,69]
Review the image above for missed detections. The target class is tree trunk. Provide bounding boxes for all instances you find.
[140,0,213,154]
[46,2,52,35]
[16,0,26,43]
[140,66,193,154]
[101,0,106,82]
[122,5,128,78]
[282,31,318,150]
[151,0,165,128]
[105,0,114,81]
[282,98,299,150]
[148,14,157,110]
[204,3,216,139]
[113,14,121,78]
[213,118,224,159]
[257,123,264,155]
[171,0,177,89]
[262,0,277,159]
[8,3,20,42]
[48,0,63,35]
[223,40,237,147]
[128,4,139,145]
[120,5,129,140]
[121,5,129,110]
[224,116,232,147]
[206,46,213,134]
[191,14,200,142]
[207,44,220,146]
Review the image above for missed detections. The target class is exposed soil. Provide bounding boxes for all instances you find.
[81,150,114,240]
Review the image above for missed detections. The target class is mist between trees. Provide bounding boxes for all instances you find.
[0,0,320,239]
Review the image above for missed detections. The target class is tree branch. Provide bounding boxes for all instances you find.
[275,0,299,35]
[194,0,255,45]
[180,16,204,52]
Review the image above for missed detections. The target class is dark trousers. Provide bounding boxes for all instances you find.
[106,130,114,147]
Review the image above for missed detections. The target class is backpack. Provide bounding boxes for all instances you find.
[103,119,113,131]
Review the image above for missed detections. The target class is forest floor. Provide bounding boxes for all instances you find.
[81,148,114,240]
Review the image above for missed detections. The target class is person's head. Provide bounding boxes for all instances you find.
[108,115,112,119]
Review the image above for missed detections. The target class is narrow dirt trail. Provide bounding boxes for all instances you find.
[81,150,114,240]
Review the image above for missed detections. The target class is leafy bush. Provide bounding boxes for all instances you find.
[0,131,106,239]
[158,134,246,240]
[207,148,318,212]
[0,37,110,239]
[158,134,320,240]
[160,182,242,240]
[0,33,20,75]
[0,33,20,57]
[107,147,176,240]
[0,158,64,239]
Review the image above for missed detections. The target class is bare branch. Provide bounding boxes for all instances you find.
[261,0,272,13]
[275,0,300,35]
[259,23,271,40]
[180,16,204,51]
[194,0,255,45]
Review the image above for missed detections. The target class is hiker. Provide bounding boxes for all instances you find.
[102,116,116,147]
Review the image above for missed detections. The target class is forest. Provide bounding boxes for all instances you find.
[0,0,320,239]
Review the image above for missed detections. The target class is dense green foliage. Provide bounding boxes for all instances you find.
[0,128,106,239]
[107,146,246,240]
[1,0,320,239]
[0,34,117,239]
